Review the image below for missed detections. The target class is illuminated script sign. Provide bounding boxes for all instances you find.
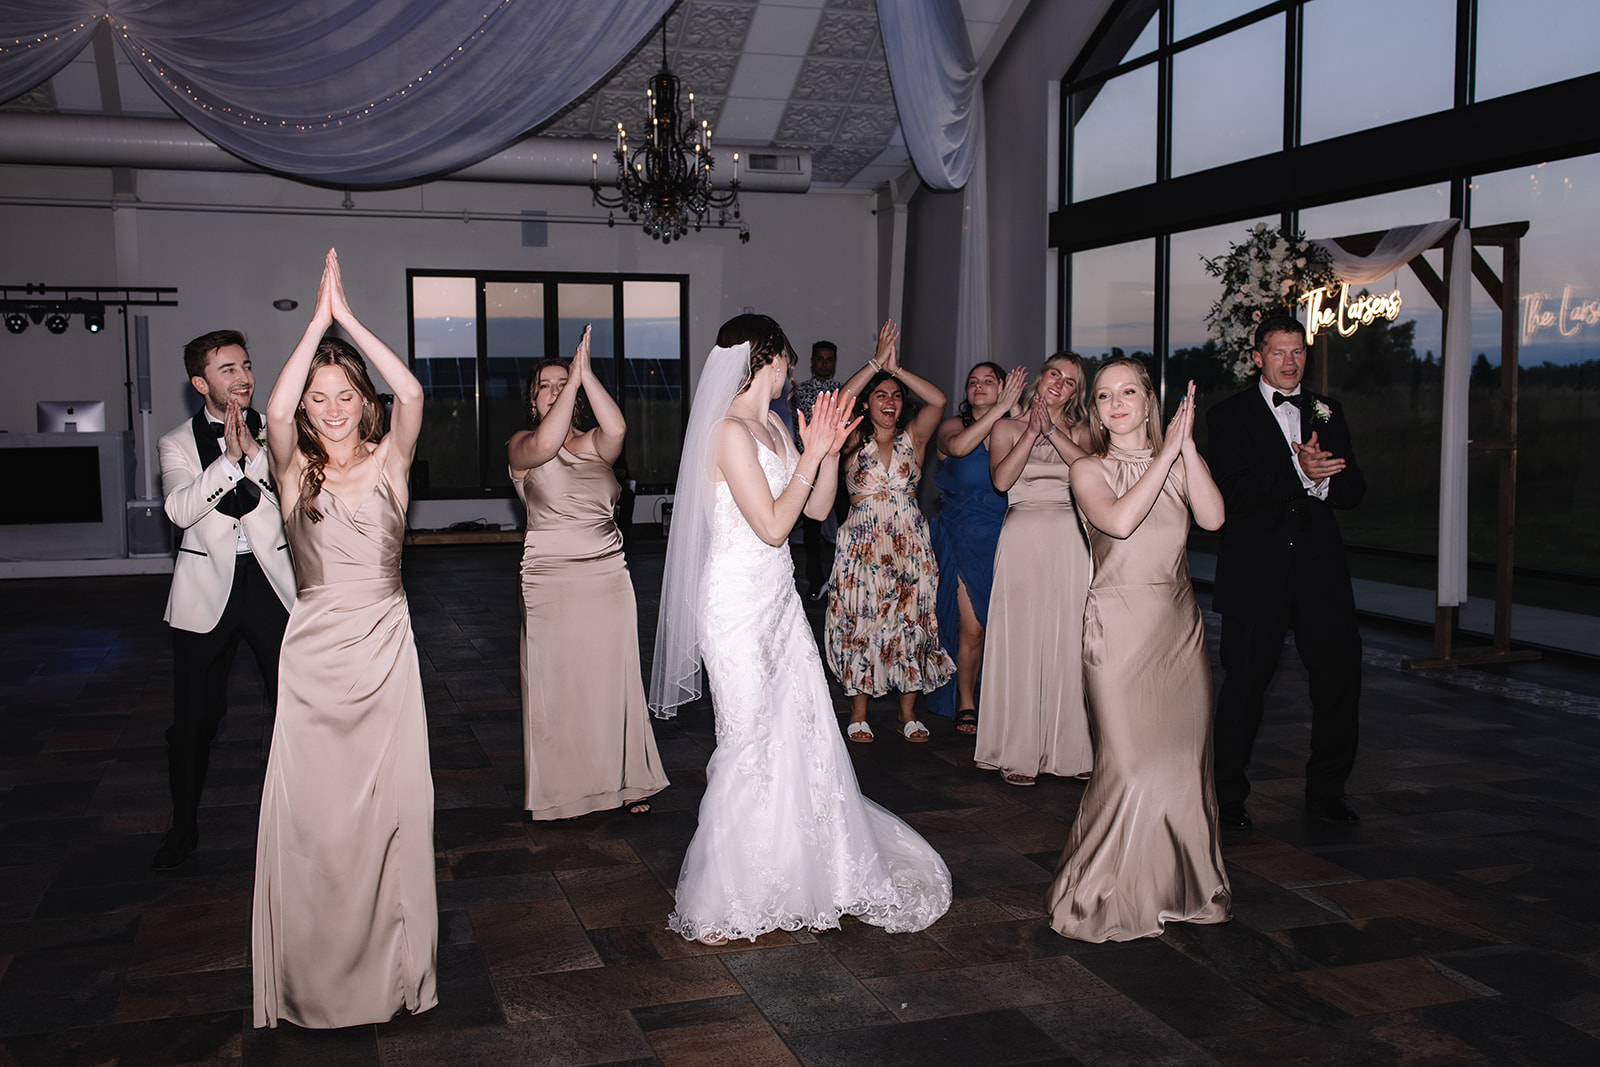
[1521,286,1600,344]
[1298,283,1404,343]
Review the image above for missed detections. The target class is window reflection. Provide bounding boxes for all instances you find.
[1302,0,1454,144]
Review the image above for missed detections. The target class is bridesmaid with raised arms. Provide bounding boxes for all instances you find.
[1047,359,1230,942]
[975,353,1094,785]
[927,362,1026,733]
[253,249,436,1028]
[508,325,668,820]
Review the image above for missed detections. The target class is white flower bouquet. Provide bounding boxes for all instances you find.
[1202,223,1337,381]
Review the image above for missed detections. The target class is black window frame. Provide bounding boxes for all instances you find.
[405,268,691,499]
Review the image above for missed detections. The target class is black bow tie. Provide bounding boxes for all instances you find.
[1272,391,1302,408]
[208,421,227,437]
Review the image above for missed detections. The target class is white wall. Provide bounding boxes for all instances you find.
[0,164,880,528]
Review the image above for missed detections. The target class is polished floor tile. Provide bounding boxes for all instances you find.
[0,545,1597,1064]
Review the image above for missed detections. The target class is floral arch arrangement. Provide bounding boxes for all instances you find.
[1202,223,1337,381]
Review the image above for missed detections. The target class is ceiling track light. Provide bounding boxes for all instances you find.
[3,311,26,334]
[44,311,70,334]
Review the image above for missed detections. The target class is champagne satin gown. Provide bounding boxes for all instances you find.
[513,447,668,819]
[974,436,1093,779]
[1047,444,1231,942]
[252,468,437,1028]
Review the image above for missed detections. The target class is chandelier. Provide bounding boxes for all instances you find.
[591,25,746,244]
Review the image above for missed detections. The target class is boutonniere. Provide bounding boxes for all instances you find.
[255,424,269,445]
[1309,398,1331,424]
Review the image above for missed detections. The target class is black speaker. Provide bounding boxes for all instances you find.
[135,315,152,413]
[127,498,173,557]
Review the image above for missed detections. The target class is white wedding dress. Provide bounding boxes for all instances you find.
[667,428,953,942]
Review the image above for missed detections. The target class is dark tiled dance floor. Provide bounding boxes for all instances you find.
[3,543,1599,1066]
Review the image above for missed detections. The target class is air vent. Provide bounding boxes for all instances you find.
[745,153,802,173]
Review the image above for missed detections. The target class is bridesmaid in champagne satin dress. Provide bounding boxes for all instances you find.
[976,354,1094,784]
[254,251,437,1027]
[1047,358,1230,942]
[508,331,667,819]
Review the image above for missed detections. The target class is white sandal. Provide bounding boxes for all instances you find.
[846,720,874,743]
[900,719,930,743]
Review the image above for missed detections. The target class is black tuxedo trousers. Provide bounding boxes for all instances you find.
[1207,386,1364,807]
[167,553,289,834]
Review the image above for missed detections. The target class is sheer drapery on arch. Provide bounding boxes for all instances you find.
[0,0,672,186]
[1311,218,1471,607]
[877,0,990,396]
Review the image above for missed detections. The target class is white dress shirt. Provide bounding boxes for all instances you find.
[1256,377,1329,500]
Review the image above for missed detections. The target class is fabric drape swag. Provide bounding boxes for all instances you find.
[1311,218,1471,607]
[0,0,672,186]
[876,0,990,396]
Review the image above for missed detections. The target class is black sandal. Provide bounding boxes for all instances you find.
[954,709,979,735]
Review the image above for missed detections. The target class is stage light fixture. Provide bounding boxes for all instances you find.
[44,311,70,334]
[3,311,26,334]
[83,304,105,333]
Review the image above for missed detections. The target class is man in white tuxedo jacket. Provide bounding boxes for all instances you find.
[153,330,296,869]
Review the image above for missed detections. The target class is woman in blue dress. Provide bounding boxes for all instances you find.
[927,362,1026,733]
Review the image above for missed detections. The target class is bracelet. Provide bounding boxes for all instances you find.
[868,357,883,374]
[793,472,814,489]
[1040,427,1053,440]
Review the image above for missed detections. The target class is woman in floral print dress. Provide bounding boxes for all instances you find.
[824,321,953,743]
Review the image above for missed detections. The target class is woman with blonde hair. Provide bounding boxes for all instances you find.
[975,353,1094,785]
[253,250,435,1028]
[509,327,668,819]
[1047,357,1230,942]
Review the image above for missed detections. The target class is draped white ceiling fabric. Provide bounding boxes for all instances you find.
[877,0,989,394]
[0,0,672,186]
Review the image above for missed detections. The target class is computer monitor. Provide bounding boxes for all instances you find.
[36,400,106,433]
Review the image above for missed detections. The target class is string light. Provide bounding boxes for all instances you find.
[6,2,520,133]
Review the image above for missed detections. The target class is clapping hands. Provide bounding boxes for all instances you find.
[1160,380,1198,460]
[1292,430,1346,480]
[999,367,1027,415]
[798,389,860,457]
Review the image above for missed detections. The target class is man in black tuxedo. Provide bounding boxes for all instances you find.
[1208,316,1366,827]
[152,330,296,869]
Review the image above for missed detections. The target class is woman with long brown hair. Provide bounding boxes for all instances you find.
[508,328,668,819]
[252,250,435,1029]
[927,361,1026,732]
[1047,358,1229,942]
[824,321,952,743]
[975,353,1094,785]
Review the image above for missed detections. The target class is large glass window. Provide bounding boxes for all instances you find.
[1057,0,1600,610]
[1469,154,1600,576]
[1174,0,1267,42]
[410,276,478,492]
[1171,15,1283,176]
[1070,66,1157,201]
[1301,0,1456,144]
[1070,239,1155,361]
[408,271,687,497]
[1476,0,1600,102]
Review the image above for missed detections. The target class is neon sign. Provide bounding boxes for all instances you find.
[1520,286,1600,344]
[1298,283,1404,343]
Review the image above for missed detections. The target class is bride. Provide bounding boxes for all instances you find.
[650,313,952,944]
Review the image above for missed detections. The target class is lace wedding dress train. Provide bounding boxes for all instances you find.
[667,428,952,942]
